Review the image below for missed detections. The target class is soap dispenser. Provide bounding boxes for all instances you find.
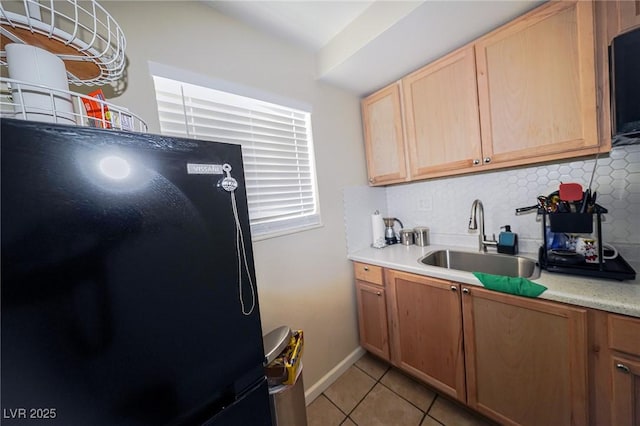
[497,225,518,255]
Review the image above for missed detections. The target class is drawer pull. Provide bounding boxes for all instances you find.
[364,266,369,271]
[450,286,457,292]
[616,363,630,373]
[462,288,470,294]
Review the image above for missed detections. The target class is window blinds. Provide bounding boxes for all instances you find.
[152,76,320,237]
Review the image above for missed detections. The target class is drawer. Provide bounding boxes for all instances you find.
[608,314,640,356]
[353,262,383,285]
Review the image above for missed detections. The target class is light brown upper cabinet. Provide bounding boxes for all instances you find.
[403,46,483,179]
[361,83,407,185]
[361,0,606,184]
[475,0,600,167]
[614,0,640,34]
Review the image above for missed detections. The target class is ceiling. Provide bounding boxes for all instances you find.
[206,1,545,96]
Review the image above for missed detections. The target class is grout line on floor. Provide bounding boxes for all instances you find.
[426,413,446,426]
[322,362,387,419]
[346,374,380,417]
[426,393,438,413]
[376,378,431,414]
[339,417,352,426]
[322,392,350,418]
[353,361,390,381]
[356,361,438,416]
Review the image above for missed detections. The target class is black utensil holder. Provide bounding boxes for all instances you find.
[548,213,593,233]
[538,207,636,281]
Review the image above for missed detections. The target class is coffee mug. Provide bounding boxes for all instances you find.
[575,237,618,263]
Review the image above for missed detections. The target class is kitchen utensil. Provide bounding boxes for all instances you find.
[580,189,590,213]
[587,192,597,213]
[559,182,583,212]
[414,227,430,246]
[400,228,415,245]
[580,152,600,213]
[515,204,538,214]
[383,217,403,245]
[559,182,583,201]
[515,195,545,213]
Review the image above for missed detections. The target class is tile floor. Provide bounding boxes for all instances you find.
[307,353,496,426]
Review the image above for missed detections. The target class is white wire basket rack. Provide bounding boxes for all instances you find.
[1,0,126,85]
[1,77,148,132]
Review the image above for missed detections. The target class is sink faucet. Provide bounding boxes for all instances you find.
[468,199,498,252]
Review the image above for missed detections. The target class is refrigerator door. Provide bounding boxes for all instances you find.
[1,119,269,425]
[202,380,272,426]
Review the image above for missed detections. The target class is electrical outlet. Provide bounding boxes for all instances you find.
[417,197,433,212]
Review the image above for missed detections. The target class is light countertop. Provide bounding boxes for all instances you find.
[348,244,640,318]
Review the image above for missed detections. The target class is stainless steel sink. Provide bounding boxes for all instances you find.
[419,250,540,279]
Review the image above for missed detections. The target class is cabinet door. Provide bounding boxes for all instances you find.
[462,286,588,426]
[385,270,465,401]
[361,83,407,185]
[475,1,599,167]
[403,46,483,179]
[617,0,640,34]
[355,280,390,360]
[611,355,640,426]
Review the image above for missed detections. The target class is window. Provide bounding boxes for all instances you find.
[152,75,321,239]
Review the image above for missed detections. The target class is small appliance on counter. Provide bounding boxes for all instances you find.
[399,228,414,245]
[414,227,430,247]
[383,217,404,245]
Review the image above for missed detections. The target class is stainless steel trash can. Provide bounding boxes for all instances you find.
[263,326,307,426]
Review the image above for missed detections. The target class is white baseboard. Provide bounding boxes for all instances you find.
[304,346,366,405]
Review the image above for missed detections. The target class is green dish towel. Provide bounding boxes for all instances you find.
[472,272,547,298]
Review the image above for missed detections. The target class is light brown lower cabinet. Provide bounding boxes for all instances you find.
[380,267,589,425]
[355,264,638,425]
[607,313,640,426]
[385,270,466,401]
[611,354,640,426]
[355,280,390,361]
[461,285,588,426]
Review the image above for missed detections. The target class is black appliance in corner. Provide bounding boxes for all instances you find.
[1,118,272,426]
[610,26,640,146]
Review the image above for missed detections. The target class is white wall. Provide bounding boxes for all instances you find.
[104,1,368,391]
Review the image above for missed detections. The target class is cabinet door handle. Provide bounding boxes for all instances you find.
[369,178,374,183]
[484,157,491,163]
[462,287,470,294]
[376,291,382,296]
[616,363,630,373]
[450,285,457,292]
[473,159,480,165]
[363,266,369,271]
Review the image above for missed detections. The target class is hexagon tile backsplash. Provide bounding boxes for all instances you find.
[344,145,640,262]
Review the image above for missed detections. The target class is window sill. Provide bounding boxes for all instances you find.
[251,222,324,242]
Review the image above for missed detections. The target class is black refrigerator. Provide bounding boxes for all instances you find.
[1,118,273,426]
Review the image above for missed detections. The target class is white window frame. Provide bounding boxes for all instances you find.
[149,64,321,240]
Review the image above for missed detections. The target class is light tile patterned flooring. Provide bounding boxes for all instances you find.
[307,353,496,426]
